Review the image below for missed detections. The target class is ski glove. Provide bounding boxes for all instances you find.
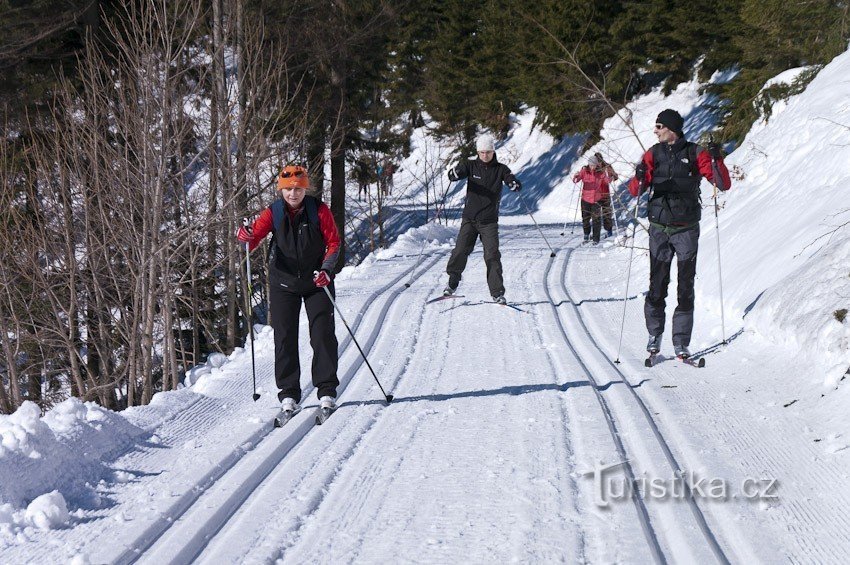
[313,269,332,288]
[508,179,521,192]
[236,225,253,244]
[446,163,459,182]
[707,142,723,160]
[635,163,648,194]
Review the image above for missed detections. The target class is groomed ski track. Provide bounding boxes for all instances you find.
[137,226,736,564]
[9,223,847,563]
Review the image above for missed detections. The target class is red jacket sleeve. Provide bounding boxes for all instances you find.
[628,150,654,196]
[696,149,731,191]
[317,203,341,272]
[246,208,273,252]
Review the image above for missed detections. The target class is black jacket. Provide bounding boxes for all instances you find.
[449,154,517,223]
[647,139,702,226]
[268,196,327,293]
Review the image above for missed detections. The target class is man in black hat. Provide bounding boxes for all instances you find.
[628,109,731,360]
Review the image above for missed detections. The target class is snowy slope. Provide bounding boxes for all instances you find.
[2,47,850,563]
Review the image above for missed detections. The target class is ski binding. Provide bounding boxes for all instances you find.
[273,406,302,428]
[315,406,336,425]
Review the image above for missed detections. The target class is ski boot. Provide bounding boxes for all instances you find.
[316,395,337,425]
[274,397,302,428]
[644,335,662,367]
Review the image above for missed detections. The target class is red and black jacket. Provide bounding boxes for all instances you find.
[629,138,731,226]
[246,195,340,293]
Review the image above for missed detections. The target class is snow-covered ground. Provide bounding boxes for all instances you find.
[2,47,850,563]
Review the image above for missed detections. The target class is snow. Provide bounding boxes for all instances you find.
[1,45,850,563]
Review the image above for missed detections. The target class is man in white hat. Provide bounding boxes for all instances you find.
[443,133,521,305]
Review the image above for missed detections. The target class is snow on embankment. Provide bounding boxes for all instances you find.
[0,399,144,531]
[701,49,850,386]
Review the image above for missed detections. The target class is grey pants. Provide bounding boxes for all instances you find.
[645,224,699,347]
[446,219,504,297]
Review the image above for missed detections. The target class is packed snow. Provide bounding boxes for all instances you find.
[1,46,849,563]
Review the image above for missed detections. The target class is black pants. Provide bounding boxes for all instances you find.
[599,198,613,233]
[270,283,339,403]
[446,219,504,297]
[645,224,699,347]
[580,200,602,242]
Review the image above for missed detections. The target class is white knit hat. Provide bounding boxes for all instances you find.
[476,134,495,152]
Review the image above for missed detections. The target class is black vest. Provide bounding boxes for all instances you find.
[268,196,325,292]
[648,140,702,226]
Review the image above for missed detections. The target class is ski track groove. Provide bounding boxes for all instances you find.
[551,244,731,564]
[104,251,448,565]
[212,269,448,563]
[570,246,850,563]
[260,229,584,563]
[535,243,667,564]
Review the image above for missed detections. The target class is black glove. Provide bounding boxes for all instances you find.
[707,142,723,160]
[635,163,648,194]
[508,179,521,192]
[446,163,459,182]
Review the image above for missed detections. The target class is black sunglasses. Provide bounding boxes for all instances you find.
[280,169,306,178]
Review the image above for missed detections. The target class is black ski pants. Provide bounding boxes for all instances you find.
[645,224,699,347]
[580,200,603,242]
[446,219,505,297]
[270,283,339,403]
[599,198,614,234]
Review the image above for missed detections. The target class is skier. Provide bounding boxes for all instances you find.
[353,158,370,201]
[237,164,341,418]
[572,153,618,243]
[595,153,618,238]
[628,109,731,359]
[443,133,521,305]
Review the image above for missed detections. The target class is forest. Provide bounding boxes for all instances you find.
[0,0,846,413]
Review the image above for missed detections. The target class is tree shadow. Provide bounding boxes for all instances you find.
[340,380,590,407]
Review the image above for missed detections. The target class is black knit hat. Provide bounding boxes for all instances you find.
[656,109,684,136]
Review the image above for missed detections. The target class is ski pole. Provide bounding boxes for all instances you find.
[609,190,622,239]
[242,219,260,401]
[518,191,556,257]
[614,186,646,364]
[562,182,577,236]
[320,284,394,403]
[570,184,582,235]
[709,155,728,345]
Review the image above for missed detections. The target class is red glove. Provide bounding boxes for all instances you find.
[236,226,252,244]
[313,270,332,287]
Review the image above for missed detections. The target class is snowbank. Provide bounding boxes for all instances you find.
[0,399,144,515]
[699,49,850,385]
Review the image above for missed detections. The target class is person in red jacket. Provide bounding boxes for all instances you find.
[237,165,341,416]
[628,109,731,359]
[572,153,617,243]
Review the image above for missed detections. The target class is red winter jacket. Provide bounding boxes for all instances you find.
[573,166,616,203]
[244,200,340,271]
[628,144,731,197]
